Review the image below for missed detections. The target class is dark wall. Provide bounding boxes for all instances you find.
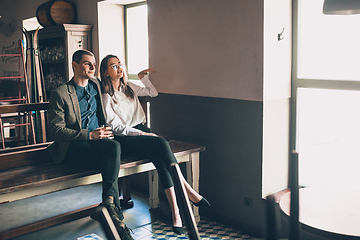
[151,93,265,236]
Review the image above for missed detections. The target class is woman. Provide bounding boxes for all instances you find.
[100,54,209,234]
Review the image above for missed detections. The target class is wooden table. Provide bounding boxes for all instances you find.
[279,187,360,239]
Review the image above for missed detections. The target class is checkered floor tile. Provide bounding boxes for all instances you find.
[133,218,262,240]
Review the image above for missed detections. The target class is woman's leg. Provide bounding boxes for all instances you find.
[164,187,182,227]
[178,173,203,203]
[115,135,175,189]
[116,134,205,200]
[115,135,182,228]
[114,134,207,224]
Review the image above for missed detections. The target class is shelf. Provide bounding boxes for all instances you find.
[0,98,27,103]
[0,53,21,57]
[33,24,92,86]
[41,60,65,64]
[0,76,25,80]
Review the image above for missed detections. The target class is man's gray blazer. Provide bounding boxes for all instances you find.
[47,77,106,163]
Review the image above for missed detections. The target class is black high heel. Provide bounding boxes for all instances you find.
[170,212,184,235]
[173,226,184,235]
[191,197,210,207]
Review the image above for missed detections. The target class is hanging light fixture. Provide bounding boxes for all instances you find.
[323,0,360,15]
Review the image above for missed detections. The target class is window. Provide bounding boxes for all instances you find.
[294,0,360,190]
[297,0,360,81]
[125,2,148,80]
[297,88,360,189]
[124,2,151,127]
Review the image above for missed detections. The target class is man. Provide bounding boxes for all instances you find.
[47,49,133,240]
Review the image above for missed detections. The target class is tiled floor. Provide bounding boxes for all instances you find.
[2,183,261,240]
[74,217,259,240]
[133,218,258,240]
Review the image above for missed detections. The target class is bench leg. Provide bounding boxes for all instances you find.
[186,152,200,222]
[118,176,134,209]
[148,170,159,209]
[0,117,5,149]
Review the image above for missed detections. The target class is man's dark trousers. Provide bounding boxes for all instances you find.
[64,138,123,220]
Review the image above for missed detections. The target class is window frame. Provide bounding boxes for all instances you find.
[291,0,360,153]
[290,0,360,191]
[124,1,148,80]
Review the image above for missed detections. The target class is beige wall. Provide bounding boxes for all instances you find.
[262,0,292,197]
[72,0,100,67]
[263,0,292,102]
[148,0,264,102]
[147,0,292,198]
[148,0,292,234]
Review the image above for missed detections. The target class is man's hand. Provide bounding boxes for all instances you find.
[139,131,157,137]
[138,67,156,80]
[90,127,114,140]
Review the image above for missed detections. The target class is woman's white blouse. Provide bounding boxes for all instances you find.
[102,75,158,136]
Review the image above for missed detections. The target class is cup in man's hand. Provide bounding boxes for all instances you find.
[100,125,114,139]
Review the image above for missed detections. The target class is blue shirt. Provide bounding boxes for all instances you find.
[74,80,100,132]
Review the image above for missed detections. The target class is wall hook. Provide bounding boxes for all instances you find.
[277,28,285,41]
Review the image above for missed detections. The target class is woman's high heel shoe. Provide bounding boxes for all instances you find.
[170,212,184,235]
[173,226,184,235]
[191,197,210,207]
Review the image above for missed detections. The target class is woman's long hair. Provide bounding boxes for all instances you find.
[100,54,134,99]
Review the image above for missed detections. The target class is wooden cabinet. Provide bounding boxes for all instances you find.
[37,24,93,93]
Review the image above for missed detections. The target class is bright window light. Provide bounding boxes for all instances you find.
[126,4,148,78]
[297,88,360,190]
[296,0,360,190]
[298,0,360,81]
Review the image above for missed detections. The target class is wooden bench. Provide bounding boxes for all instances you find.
[0,103,205,240]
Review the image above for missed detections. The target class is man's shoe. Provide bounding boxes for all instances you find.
[116,224,134,240]
[102,199,122,222]
[103,200,134,240]
[91,200,122,222]
[91,200,133,240]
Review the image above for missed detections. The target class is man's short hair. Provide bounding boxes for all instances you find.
[72,49,94,63]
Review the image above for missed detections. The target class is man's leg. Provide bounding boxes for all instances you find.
[90,139,122,213]
[64,139,123,219]
[64,139,133,239]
